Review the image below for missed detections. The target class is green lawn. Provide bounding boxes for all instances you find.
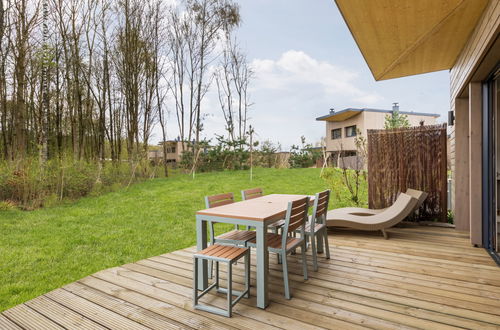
[0,167,330,312]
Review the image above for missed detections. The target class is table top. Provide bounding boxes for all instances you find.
[196,194,314,222]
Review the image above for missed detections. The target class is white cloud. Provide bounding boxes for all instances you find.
[251,50,383,104]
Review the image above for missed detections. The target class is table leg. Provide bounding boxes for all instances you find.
[256,223,269,309]
[196,215,208,290]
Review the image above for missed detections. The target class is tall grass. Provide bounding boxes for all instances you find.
[0,157,170,210]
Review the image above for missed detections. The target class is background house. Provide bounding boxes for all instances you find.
[148,140,186,165]
[316,104,439,168]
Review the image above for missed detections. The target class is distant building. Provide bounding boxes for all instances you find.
[148,140,187,165]
[316,104,439,167]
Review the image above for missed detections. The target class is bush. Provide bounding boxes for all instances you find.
[321,167,368,208]
[0,157,167,210]
[288,136,320,168]
[180,136,252,172]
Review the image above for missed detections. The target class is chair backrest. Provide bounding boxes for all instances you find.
[282,197,310,245]
[405,188,428,213]
[205,193,235,209]
[368,193,418,228]
[241,188,263,201]
[311,190,330,232]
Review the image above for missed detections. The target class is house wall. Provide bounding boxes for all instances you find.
[325,111,437,153]
[148,141,186,163]
[450,0,500,244]
[325,113,364,152]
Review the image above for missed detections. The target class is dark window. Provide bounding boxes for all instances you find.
[331,128,342,140]
[345,125,357,137]
[341,150,357,157]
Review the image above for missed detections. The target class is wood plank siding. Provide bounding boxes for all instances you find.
[2,226,500,329]
[450,0,500,244]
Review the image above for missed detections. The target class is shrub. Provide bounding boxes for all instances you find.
[288,136,320,168]
[0,157,167,210]
[321,167,368,208]
[180,136,252,173]
[0,200,16,211]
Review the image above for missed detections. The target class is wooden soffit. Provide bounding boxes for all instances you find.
[335,0,489,80]
[316,109,361,122]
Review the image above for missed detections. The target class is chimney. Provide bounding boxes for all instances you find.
[392,102,399,112]
[329,108,335,114]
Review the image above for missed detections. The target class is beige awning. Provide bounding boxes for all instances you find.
[335,0,489,80]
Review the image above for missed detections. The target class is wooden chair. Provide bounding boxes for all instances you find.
[193,244,250,317]
[205,193,256,246]
[241,188,285,234]
[241,187,264,201]
[298,190,331,271]
[248,196,309,299]
[240,188,264,231]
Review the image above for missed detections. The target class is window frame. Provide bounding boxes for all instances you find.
[345,125,357,137]
[331,128,342,140]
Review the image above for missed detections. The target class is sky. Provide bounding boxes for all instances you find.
[156,0,451,150]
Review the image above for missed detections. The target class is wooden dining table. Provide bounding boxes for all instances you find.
[195,194,315,309]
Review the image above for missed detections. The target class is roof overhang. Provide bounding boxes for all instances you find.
[316,109,362,121]
[335,0,489,81]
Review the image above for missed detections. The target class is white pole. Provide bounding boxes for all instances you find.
[249,125,253,181]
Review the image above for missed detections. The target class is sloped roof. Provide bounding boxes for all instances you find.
[335,0,489,80]
[316,108,440,121]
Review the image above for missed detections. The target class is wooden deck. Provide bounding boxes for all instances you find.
[2,226,500,329]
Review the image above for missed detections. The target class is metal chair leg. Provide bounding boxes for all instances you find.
[208,222,215,279]
[323,228,330,259]
[227,262,232,317]
[310,234,318,271]
[301,240,308,280]
[215,261,219,289]
[193,256,198,306]
[245,250,250,298]
[282,252,291,299]
[316,232,324,254]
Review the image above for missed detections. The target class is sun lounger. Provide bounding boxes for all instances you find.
[326,193,418,239]
[327,188,428,216]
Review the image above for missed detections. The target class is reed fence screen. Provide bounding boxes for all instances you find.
[367,124,448,222]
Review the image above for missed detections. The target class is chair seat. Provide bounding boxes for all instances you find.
[269,219,285,228]
[194,244,248,262]
[216,230,256,242]
[303,222,326,234]
[248,233,303,251]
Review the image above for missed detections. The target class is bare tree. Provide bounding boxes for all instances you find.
[11,0,40,159]
[167,0,239,156]
[216,37,252,147]
[0,0,248,184]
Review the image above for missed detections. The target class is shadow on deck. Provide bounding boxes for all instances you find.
[1,226,500,329]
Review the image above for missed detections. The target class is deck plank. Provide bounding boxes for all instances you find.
[0,314,22,330]
[2,226,500,329]
[45,288,150,329]
[2,304,64,330]
[24,295,106,330]
[161,249,500,329]
[63,282,186,330]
